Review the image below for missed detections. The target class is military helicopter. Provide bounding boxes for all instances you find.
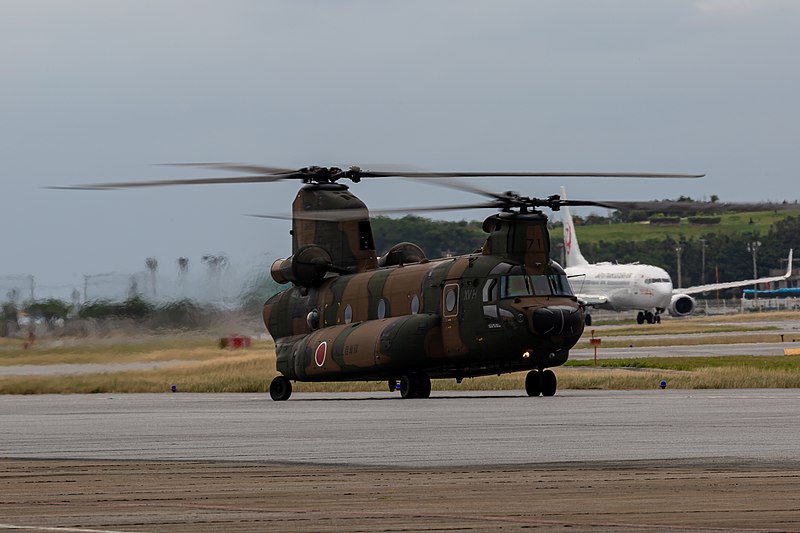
[56,164,701,400]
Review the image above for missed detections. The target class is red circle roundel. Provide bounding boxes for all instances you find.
[314,341,327,367]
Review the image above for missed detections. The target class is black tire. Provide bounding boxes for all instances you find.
[269,375,292,401]
[584,314,592,326]
[541,369,557,396]
[525,370,541,397]
[645,311,654,324]
[655,314,661,324]
[636,311,645,325]
[400,374,417,399]
[417,374,432,399]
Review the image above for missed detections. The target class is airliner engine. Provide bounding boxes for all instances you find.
[668,293,695,317]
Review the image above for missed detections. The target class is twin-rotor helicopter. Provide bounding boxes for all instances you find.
[57,164,701,400]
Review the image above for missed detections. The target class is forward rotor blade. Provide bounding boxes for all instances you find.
[369,203,500,215]
[359,171,705,179]
[406,177,512,201]
[247,203,500,222]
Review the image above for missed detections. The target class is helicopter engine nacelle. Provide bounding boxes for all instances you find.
[271,244,335,287]
[668,293,695,317]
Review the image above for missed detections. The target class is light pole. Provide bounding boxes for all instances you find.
[675,244,684,289]
[145,257,158,299]
[699,238,707,286]
[747,241,762,308]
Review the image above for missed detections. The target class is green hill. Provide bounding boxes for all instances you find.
[561,209,800,244]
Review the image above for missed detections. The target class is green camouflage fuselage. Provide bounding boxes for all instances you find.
[263,253,584,382]
[263,183,584,383]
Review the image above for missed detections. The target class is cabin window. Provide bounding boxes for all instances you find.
[377,299,387,319]
[410,294,420,314]
[344,304,353,324]
[444,285,458,315]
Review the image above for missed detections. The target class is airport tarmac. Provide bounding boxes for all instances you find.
[3,390,800,467]
[3,391,800,532]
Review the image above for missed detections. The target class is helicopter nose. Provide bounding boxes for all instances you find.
[530,306,584,336]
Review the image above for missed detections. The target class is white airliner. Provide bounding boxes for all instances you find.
[560,187,793,325]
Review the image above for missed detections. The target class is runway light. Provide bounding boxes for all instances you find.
[522,351,531,359]
[171,385,177,392]
[659,380,667,389]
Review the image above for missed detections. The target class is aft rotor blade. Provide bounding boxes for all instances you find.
[159,163,297,175]
[46,174,294,190]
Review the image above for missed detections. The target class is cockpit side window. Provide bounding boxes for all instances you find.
[483,278,498,303]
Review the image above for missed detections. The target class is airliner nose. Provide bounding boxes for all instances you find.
[530,306,584,336]
[654,283,673,307]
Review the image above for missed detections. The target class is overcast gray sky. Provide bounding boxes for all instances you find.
[2,0,799,298]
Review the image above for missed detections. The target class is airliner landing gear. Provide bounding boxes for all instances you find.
[584,313,592,326]
[637,311,658,325]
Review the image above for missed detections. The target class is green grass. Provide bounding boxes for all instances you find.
[566,355,800,371]
[572,209,800,243]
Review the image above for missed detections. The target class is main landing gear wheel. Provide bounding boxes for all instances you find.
[526,369,558,396]
[645,310,655,324]
[637,311,645,325]
[541,369,557,396]
[525,370,541,397]
[400,373,431,399]
[584,314,592,326]
[269,375,292,401]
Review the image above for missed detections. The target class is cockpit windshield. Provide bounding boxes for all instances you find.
[484,273,574,301]
[483,262,574,302]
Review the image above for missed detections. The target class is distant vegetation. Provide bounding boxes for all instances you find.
[371,215,485,258]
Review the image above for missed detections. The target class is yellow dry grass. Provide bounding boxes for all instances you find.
[3,310,800,393]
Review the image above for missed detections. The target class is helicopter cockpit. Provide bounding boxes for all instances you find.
[483,263,573,302]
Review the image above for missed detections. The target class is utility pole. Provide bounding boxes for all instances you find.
[675,245,684,289]
[699,238,707,286]
[747,241,762,308]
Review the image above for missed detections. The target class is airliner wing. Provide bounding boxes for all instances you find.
[575,293,609,306]
[677,249,793,296]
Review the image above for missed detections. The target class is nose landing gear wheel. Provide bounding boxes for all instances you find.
[525,370,542,396]
[269,375,292,401]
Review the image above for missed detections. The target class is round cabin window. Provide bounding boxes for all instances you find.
[344,304,353,324]
[377,299,387,319]
[445,288,457,313]
[410,294,420,314]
